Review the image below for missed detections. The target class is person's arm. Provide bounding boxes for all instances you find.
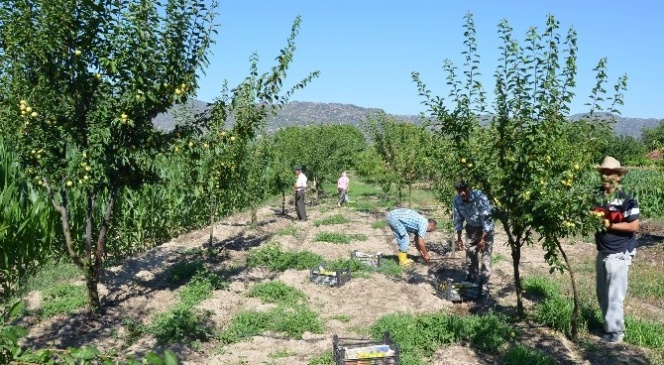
[415,235,430,261]
[605,219,639,232]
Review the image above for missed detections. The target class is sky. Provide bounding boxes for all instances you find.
[195,0,664,119]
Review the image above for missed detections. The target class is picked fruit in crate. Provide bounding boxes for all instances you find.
[436,278,480,302]
[333,333,400,365]
[310,263,351,287]
[350,250,382,268]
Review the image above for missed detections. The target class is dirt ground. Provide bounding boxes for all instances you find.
[16,199,662,365]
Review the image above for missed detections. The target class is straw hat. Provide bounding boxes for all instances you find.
[595,156,628,175]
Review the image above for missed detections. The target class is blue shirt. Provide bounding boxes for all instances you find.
[386,208,429,238]
[453,190,494,233]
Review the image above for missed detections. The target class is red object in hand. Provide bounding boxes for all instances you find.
[594,207,624,223]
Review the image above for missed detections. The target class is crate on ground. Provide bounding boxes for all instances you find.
[351,250,382,268]
[310,262,351,287]
[333,332,400,365]
[436,277,480,302]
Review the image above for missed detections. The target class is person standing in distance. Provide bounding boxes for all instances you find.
[293,166,307,221]
[593,156,639,344]
[337,171,349,206]
[453,180,495,298]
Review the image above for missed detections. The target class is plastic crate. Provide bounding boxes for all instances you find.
[333,332,400,365]
[310,263,351,287]
[351,250,382,268]
[436,278,480,302]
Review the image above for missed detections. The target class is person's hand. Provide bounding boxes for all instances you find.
[603,219,612,229]
[477,239,486,253]
[456,239,465,250]
[421,251,431,262]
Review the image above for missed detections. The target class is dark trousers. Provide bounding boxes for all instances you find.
[338,188,347,205]
[295,190,307,220]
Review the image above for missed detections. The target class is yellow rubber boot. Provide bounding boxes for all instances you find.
[398,251,414,268]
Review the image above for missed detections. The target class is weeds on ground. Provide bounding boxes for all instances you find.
[39,284,87,318]
[331,314,351,322]
[179,270,228,307]
[218,305,325,344]
[371,220,388,229]
[307,352,335,365]
[247,244,323,271]
[314,232,367,244]
[523,274,664,351]
[248,281,307,305]
[166,260,204,284]
[314,214,351,227]
[501,345,557,365]
[370,311,514,364]
[22,258,81,293]
[268,349,297,358]
[353,201,378,213]
[275,225,298,236]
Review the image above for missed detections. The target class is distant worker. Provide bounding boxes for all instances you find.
[293,166,307,221]
[337,171,350,206]
[386,208,437,267]
[593,156,639,344]
[453,180,494,298]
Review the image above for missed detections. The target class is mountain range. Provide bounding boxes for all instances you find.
[153,100,662,138]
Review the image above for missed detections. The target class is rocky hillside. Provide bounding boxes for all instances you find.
[153,99,661,138]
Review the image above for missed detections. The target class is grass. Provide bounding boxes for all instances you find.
[371,220,388,229]
[313,214,351,227]
[166,260,205,284]
[268,349,297,358]
[179,270,228,307]
[352,201,379,213]
[522,274,664,351]
[218,305,325,344]
[370,311,514,364]
[22,258,81,293]
[275,224,298,236]
[314,232,368,244]
[39,283,87,318]
[247,281,307,305]
[501,345,558,365]
[307,352,335,365]
[491,252,507,265]
[247,243,323,271]
[331,314,351,322]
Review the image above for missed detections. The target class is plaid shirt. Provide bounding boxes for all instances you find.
[453,190,494,233]
[386,208,429,238]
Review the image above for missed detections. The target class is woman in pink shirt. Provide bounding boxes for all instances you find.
[337,171,349,206]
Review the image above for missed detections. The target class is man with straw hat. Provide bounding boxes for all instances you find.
[593,156,639,344]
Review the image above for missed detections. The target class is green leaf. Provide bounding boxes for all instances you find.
[71,345,100,360]
[164,350,179,365]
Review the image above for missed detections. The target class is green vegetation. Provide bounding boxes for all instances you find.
[314,232,368,244]
[275,225,298,236]
[39,284,87,318]
[166,261,205,284]
[218,305,325,344]
[370,311,514,364]
[501,345,557,365]
[247,244,323,271]
[313,214,351,227]
[371,220,388,229]
[247,281,307,305]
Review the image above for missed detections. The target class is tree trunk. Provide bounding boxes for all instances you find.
[209,195,217,246]
[281,190,286,215]
[250,201,258,226]
[511,242,524,317]
[556,240,580,340]
[398,184,402,204]
[407,182,412,208]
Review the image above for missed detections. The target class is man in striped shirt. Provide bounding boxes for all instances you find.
[386,208,437,267]
[453,181,494,298]
[593,156,639,344]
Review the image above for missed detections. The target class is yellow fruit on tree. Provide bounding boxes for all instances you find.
[19,104,26,111]
[84,175,89,180]
[574,164,580,171]
[74,49,82,56]
[174,88,182,95]
[85,166,91,172]
[121,113,128,120]
[66,181,73,187]
[30,111,38,117]
[230,136,236,142]
[460,158,467,163]
[20,99,26,105]
[25,106,32,113]
[467,163,473,168]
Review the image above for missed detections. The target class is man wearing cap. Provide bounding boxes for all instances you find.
[593,156,639,344]
[453,180,494,298]
[385,208,437,267]
[293,166,307,221]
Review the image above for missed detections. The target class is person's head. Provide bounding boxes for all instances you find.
[454,180,470,201]
[342,171,347,177]
[294,165,302,175]
[595,156,627,192]
[427,218,437,232]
